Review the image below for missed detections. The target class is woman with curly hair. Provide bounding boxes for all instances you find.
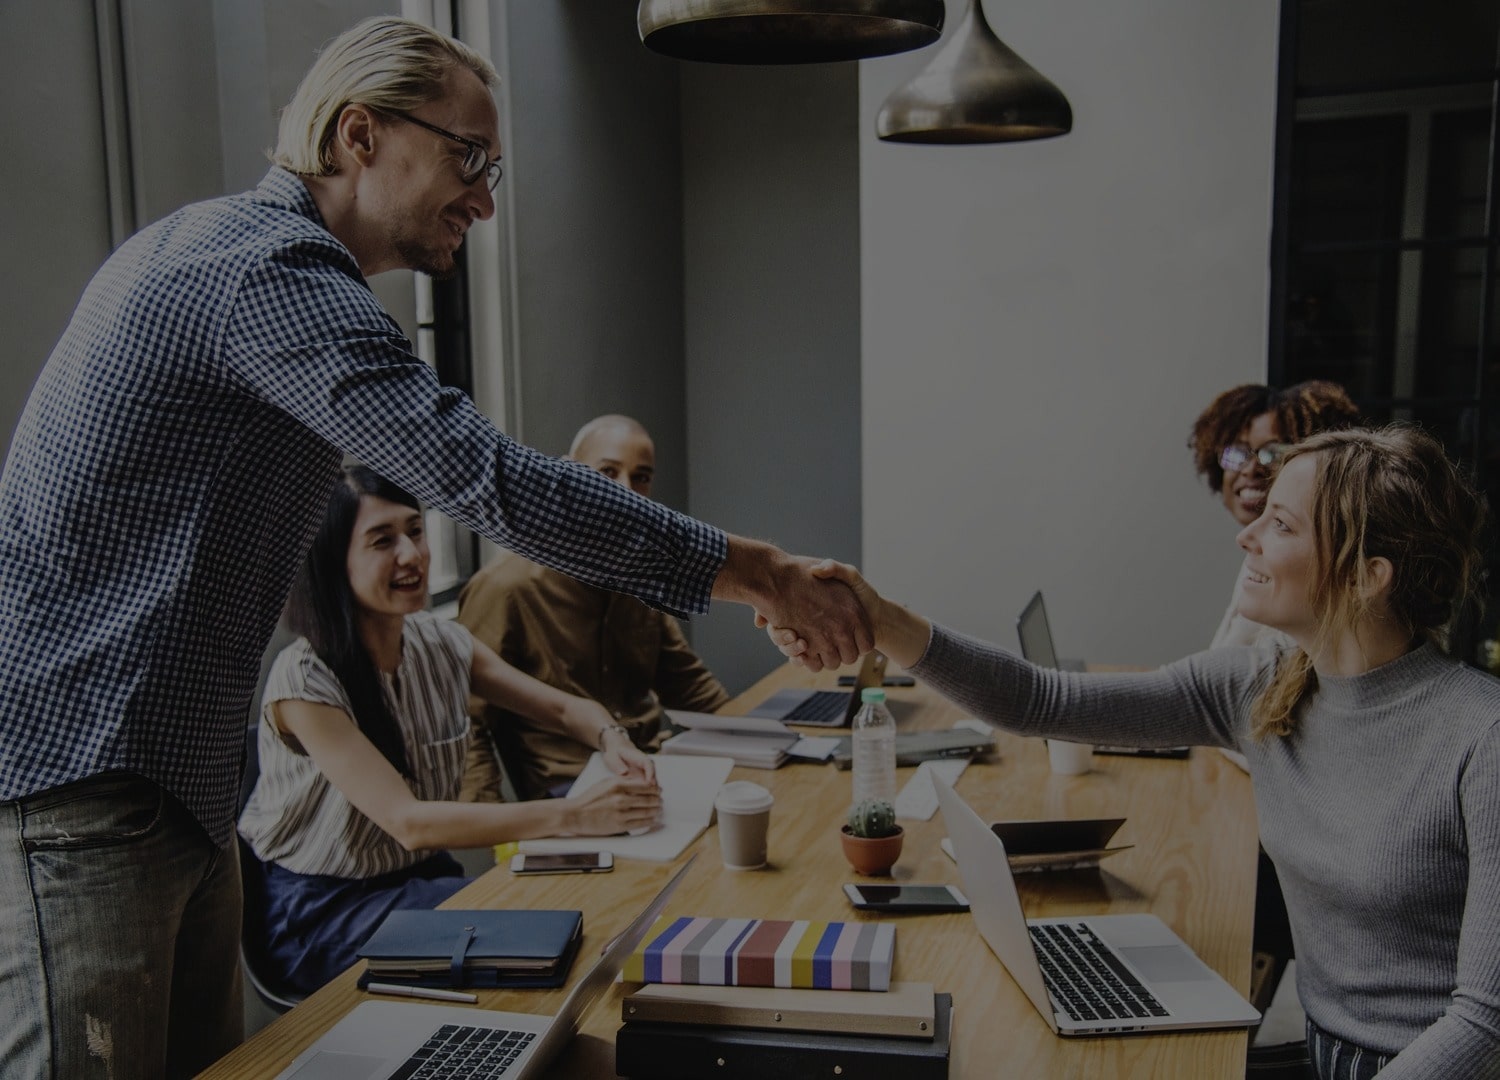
[1189,381,1360,648]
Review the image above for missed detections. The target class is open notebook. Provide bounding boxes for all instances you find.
[518,753,732,862]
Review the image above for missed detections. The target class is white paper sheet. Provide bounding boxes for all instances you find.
[894,758,970,821]
[786,736,839,761]
[518,753,733,862]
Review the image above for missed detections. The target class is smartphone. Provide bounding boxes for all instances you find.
[843,883,969,912]
[1094,744,1191,759]
[837,674,917,687]
[509,851,614,875]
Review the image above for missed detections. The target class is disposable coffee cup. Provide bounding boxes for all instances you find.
[714,781,773,870]
[1047,739,1094,776]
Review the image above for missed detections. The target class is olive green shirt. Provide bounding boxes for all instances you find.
[457,552,729,800]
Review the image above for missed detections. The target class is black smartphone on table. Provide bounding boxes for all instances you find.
[509,851,614,874]
[843,883,969,912]
[1093,744,1191,759]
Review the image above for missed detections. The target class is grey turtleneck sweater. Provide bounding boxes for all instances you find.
[911,628,1500,1079]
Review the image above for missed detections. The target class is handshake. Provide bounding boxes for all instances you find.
[715,539,929,671]
[751,558,869,669]
[743,555,927,672]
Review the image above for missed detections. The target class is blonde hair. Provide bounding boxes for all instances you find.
[1251,425,1485,739]
[272,16,497,177]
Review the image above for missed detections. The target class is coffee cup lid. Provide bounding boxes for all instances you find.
[714,780,773,813]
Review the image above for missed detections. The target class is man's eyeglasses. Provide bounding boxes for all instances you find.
[1219,442,1290,474]
[381,109,503,191]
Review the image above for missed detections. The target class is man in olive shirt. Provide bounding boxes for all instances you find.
[459,415,730,800]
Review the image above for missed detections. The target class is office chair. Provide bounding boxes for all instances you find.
[1250,851,1296,1014]
[238,724,304,1013]
[1245,1040,1313,1078]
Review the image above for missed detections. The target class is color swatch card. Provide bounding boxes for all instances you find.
[622,917,895,991]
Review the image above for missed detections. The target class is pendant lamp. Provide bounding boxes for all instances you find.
[876,0,1071,143]
[638,0,945,65]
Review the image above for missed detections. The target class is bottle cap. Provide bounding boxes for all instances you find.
[860,688,887,703]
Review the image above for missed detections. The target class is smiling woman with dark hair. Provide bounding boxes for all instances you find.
[238,466,662,995]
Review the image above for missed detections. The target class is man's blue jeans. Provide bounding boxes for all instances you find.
[0,771,243,1078]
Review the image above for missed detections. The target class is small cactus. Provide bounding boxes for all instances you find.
[847,798,898,839]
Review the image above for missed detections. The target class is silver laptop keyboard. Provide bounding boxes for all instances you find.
[388,1024,536,1080]
[782,690,848,725]
[1029,923,1170,1023]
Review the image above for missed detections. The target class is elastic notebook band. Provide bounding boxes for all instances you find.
[449,925,476,987]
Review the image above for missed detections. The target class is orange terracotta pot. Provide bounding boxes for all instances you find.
[840,824,904,876]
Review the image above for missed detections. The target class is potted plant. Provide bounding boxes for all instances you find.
[840,798,904,876]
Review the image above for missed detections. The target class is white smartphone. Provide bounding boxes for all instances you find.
[509,851,614,875]
[843,882,969,912]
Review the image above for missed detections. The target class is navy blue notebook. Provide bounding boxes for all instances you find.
[356,908,583,989]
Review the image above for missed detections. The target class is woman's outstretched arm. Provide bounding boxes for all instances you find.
[273,700,661,850]
[770,560,1255,751]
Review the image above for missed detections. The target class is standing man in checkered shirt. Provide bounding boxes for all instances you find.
[0,17,868,1079]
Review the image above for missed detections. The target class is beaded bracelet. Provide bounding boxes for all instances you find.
[596,722,629,750]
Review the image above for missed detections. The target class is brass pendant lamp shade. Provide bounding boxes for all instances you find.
[876,0,1071,143]
[637,0,945,64]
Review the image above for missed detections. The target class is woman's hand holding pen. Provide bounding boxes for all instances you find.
[563,774,662,836]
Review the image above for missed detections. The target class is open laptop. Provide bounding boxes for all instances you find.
[1017,591,1188,760]
[274,856,696,1079]
[745,650,887,727]
[1016,590,1086,672]
[933,774,1258,1035]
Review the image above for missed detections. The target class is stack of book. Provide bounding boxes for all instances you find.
[355,908,583,990]
[622,916,896,990]
[657,711,799,769]
[615,981,953,1079]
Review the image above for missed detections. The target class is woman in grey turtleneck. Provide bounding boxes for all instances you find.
[774,426,1499,1080]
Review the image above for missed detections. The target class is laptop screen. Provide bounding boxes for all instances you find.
[1016,591,1060,670]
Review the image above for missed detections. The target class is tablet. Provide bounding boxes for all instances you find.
[941,818,1133,873]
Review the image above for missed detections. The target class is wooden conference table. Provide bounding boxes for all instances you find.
[202,660,1258,1079]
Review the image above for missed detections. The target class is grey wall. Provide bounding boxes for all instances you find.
[1,0,222,461]
[500,0,689,514]
[859,0,1280,665]
[492,10,863,693]
[120,0,224,225]
[682,64,863,692]
[0,3,115,458]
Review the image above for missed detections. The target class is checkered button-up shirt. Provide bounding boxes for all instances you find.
[0,168,726,843]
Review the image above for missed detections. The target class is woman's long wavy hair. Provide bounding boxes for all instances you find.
[287,465,420,776]
[1251,425,1485,739]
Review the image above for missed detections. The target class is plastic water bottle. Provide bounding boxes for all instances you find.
[851,688,897,806]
